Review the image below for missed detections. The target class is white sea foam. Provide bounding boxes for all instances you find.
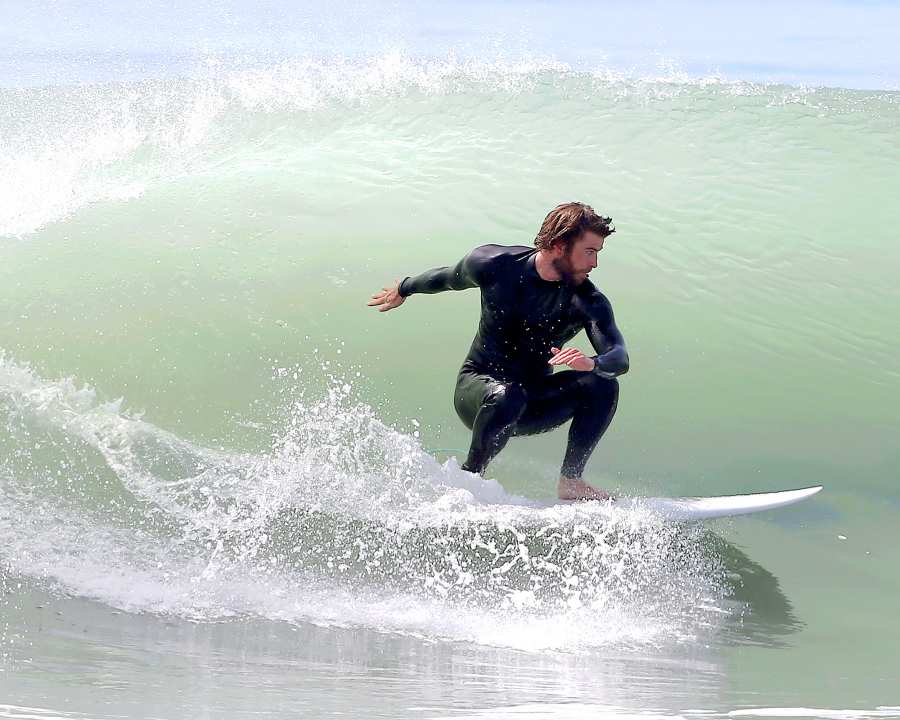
[0,353,728,652]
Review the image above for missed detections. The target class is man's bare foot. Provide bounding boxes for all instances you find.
[558,476,613,501]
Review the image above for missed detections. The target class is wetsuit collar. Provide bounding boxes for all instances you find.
[525,250,545,280]
[526,250,562,287]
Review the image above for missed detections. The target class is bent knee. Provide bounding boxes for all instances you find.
[485,382,528,413]
[581,373,619,403]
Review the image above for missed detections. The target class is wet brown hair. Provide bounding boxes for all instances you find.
[534,202,615,252]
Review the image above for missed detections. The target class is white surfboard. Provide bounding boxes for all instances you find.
[608,485,823,521]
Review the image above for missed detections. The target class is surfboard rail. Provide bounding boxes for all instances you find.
[611,485,823,520]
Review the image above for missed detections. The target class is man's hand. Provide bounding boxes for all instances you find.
[549,346,594,372]
[367,279,406,312]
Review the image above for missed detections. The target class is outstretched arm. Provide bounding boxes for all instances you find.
[397,247,492,296]
[367,246,497,312]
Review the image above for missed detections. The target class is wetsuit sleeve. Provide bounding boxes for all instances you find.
[397,245,498,297]
[583,292,630,378]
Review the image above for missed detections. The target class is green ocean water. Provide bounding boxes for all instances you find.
[2,59,900,718]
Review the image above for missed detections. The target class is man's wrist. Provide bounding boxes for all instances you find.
[592,356,616,378]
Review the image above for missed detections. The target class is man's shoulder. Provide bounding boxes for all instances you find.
[468,244,534,263]
[465,244,534,277]
[575,279,613,314]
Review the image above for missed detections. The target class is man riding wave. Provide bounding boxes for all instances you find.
[368,202,628,501]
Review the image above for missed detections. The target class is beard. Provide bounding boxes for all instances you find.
[551,252,585,286]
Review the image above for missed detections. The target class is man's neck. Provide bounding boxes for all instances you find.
[534,250,561,281]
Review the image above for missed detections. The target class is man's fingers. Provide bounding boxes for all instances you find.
[368,288,398,307]
[550,348,580,362]
[377,298,403,312]
[550,348,585,366]
[368,281,405,310]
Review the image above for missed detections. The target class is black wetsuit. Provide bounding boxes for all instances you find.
[399,244,629,477]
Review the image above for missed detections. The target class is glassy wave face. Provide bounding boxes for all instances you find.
[1,53,898,665]
[2,54,897,239]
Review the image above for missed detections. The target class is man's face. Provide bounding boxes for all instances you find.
[551,231,605,286]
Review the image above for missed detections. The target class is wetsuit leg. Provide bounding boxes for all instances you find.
[454,371,528,475]
[514,371,619,478]
[454,369,618,478]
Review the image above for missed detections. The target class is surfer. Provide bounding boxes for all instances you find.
[368,202,628,500]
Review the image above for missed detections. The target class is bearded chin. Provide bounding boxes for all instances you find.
[551,256,580,286]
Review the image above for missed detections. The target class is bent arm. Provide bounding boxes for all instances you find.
[583,294,629,378]
[398,245,497,297]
